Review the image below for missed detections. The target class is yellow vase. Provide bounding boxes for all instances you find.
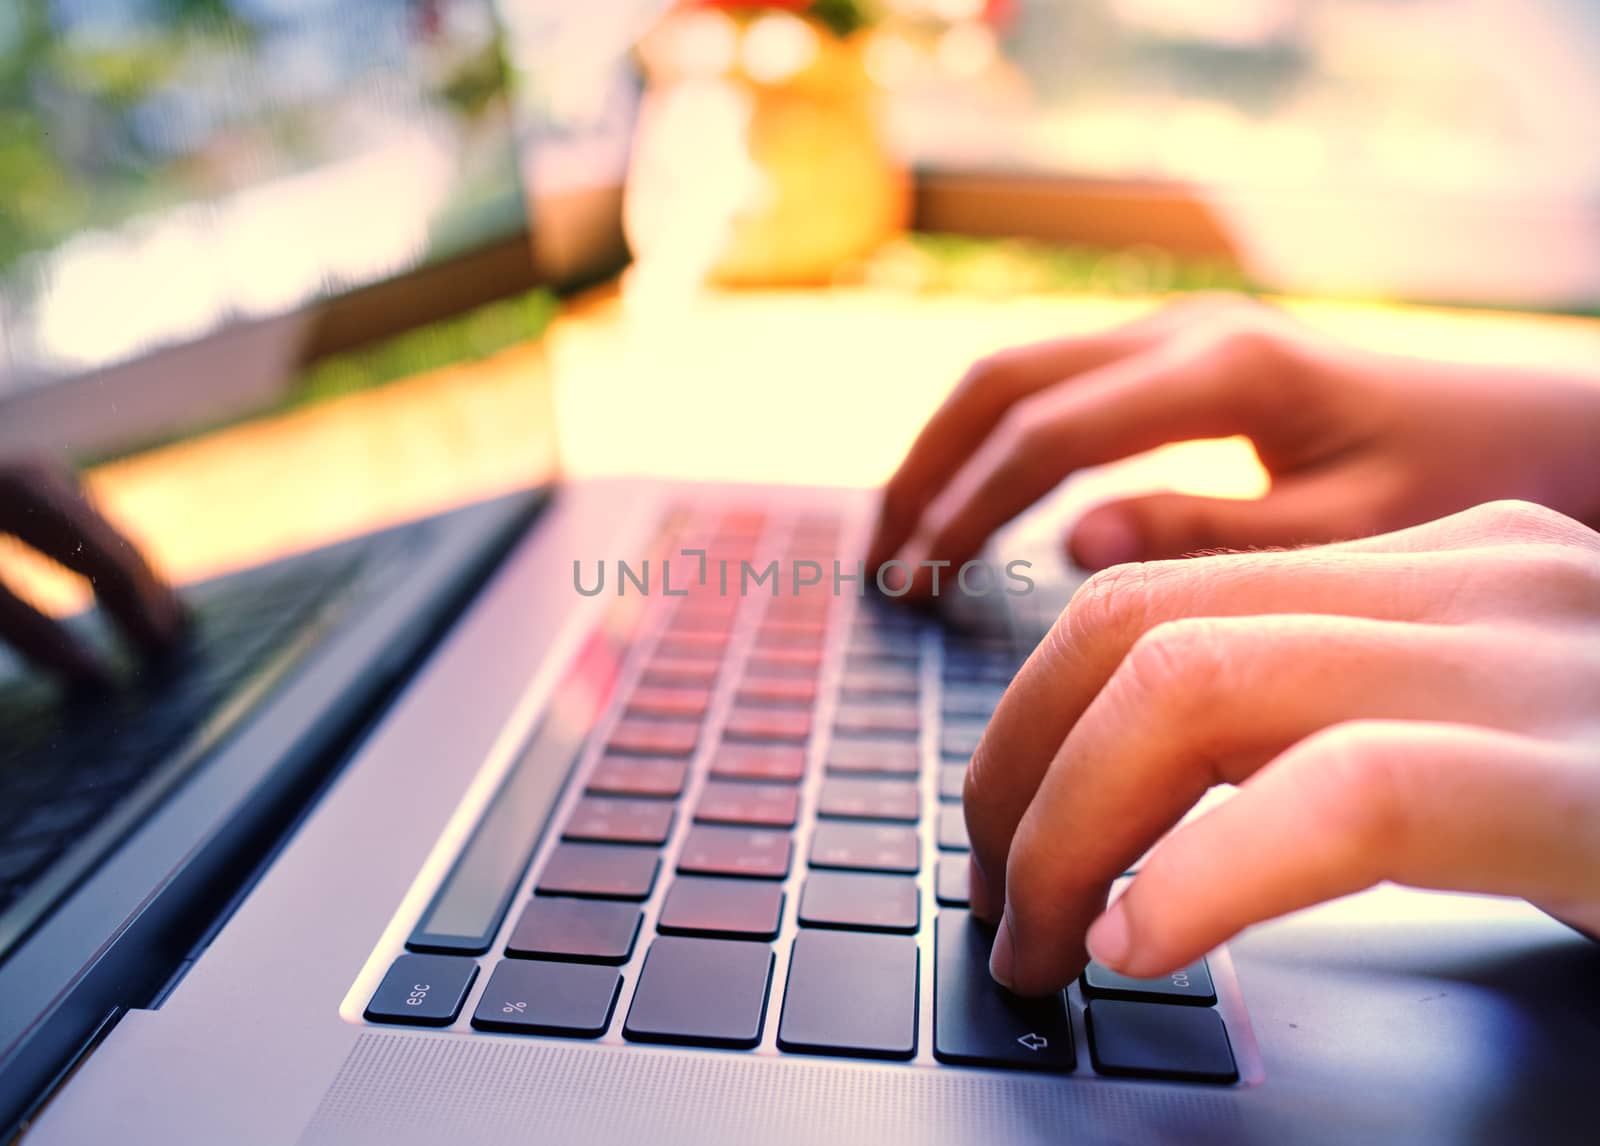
[625,9,909,288]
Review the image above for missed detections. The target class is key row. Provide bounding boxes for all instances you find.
[486,869,1222,1008]
[535,820,936,898]
[584,735,940,797]
[604,704,990,774]
[569,774,973,841]
[572,771,947,838]
[606,703,950,757]
[367,912,1236,1081]
[571,777,934,837]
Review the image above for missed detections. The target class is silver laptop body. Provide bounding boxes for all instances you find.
[22,473,1596,1146]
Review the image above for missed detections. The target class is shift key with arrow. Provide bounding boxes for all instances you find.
[934,911,1075,1071]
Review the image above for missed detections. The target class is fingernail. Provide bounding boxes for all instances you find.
[1086,903,1132,971]
[989,913,1017,989]
[1072,511,1140,570]
[967,854,995,920]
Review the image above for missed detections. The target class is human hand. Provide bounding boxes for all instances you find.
[963,499,1600,995]
[0,459,187,687]
[868,296,1600,596]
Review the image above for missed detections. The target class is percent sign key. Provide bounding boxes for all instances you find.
[471,962,622,1036]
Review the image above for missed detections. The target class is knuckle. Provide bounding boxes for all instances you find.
[1544,541,1600,595]
[1484,541,1600,608]
[1060,561,1152,657]
[1297,721,1412,860]
[1461,499,1591,546]
[983,402,1063,491]
[996,393,1059,457]
[1119,618,1223,711]
[953,352,1023,404]
[1168,302,1302,410]
[1203,310,1286,372]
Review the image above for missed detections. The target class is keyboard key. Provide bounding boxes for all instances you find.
[563,797,675,844]
[626,686,712,720]
[839,666,919,697]
[736,677,817,706]
[640,658,719,689]
[711,743,807,783]
[799,872,919,933]
[765,607,828,632]
[854,601,918,632]
[1086,1000,1238,1083]
[696,781,799,827]
[939,763,965,802]
[724,706,812,744]
[777,930,918,1060]
[936,855,971,906]
[536,843,660,900]
[747,648,823,676]
[844,650,918,672]
[658,876,785,939]
[607,718,700,758]
[817,778,919,822]
[940,684,1006,719]
[938,806,971,851]
[656,633,729,660]
[671,592,739,613]
[587,756,687,798]
[947,635,1016,655]
[794,509,840,532]
[846,631,920,660]
[505,898,641,963]
[665,612,736,638]
[810,823,919,874]
[833,701,919,738]
[471,960,620,1037]
[942,651,1018,684]
[365,953,478,1026]
[1082,958,1217,1006]
[825,737,919,777]
[934,912,1075,1070]
[678,825,792,879]
[624,937,773,1048]
[755,623,826,650]
[668,602,738,629]
[940,723,985,760]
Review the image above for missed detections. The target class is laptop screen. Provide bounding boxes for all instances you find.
[0,0,567,971]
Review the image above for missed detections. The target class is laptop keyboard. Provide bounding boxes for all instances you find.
[361,504,1242,1085]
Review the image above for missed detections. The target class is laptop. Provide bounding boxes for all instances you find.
[13,470,1599,1144]
[7,7,1598,1146]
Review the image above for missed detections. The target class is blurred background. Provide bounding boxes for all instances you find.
[3,0,1600,607]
